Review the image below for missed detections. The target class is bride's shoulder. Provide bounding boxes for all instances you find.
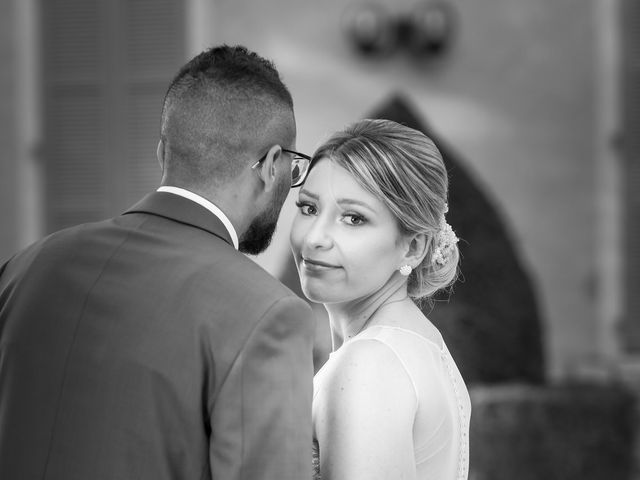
[334,335,398,368]
[321,337,416,402]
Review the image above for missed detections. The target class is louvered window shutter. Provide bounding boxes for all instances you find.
[621,0,640,350]
[41,0,185,233]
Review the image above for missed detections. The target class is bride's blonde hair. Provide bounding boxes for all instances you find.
[310,118,459,300]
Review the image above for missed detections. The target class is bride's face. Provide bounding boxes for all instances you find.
[290,158,407,304]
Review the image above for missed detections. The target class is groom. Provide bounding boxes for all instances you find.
[0,45,314,479]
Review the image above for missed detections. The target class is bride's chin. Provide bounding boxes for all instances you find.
[301,284,336,304]
[301,289,326,304]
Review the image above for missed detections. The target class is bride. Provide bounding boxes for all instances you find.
[289,119,471,480]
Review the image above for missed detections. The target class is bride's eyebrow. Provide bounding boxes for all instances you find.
[298,189,319,200]
[299,190,376,213]
[336,199,376,213]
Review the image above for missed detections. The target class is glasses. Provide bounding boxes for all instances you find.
[251,148,312,187]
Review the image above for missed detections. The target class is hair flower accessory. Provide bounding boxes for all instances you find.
[431,205,458,266]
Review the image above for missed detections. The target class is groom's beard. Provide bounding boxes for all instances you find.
[239,178,289,255]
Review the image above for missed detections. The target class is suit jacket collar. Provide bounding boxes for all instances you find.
[123,191,235,247]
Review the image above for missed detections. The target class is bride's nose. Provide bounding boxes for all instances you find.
[303,217,334,250]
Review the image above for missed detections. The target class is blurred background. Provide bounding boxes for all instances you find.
[0,0,638,477]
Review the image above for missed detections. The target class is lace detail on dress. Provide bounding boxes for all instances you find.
[441,344,470,480]
[312,439,321,480]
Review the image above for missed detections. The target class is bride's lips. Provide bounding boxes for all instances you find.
[301,257,340,272]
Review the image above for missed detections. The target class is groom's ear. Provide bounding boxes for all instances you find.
[156,139,165,171]
[255,145,283,193]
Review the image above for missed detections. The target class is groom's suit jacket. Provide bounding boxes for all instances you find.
[0,191,315,480]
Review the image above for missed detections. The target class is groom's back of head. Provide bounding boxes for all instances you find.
[159,45,296,189]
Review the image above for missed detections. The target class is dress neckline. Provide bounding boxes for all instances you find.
[341,324,446,354]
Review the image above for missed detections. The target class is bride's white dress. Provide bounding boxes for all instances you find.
[312,325,471,480]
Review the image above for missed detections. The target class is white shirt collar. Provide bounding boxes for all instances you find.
[156,186,239,250]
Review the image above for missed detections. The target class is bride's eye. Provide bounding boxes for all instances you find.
[295,200,318,216]
[343,213,367,226]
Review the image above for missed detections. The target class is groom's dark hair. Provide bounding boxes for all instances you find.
[162,45,293,115]
[159,45,295,187]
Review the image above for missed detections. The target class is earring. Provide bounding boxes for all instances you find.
[399,264,412,276]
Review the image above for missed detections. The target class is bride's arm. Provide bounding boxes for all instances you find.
[315,339,418,480]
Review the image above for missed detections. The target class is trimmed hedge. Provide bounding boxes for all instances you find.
[469,383,637,480]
